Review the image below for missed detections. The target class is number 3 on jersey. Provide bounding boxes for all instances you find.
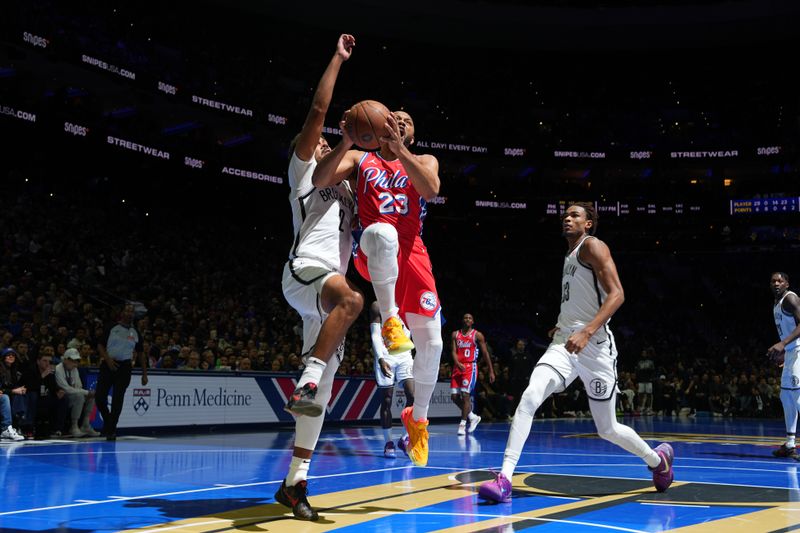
[378,192,409,215]
[561,281,570,303]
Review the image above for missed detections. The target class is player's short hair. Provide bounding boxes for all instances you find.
[574,202,597,235]
[772,271,790,283]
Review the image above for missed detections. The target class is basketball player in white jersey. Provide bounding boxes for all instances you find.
[276,34,364,522]
[767,272,800,458]
[479,203,674,503]
[369,302,415,458]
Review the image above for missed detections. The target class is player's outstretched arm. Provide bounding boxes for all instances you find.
[294,34,354,162]
[311,117,361,187]
[565,238,624,354]
[769,293,800,357]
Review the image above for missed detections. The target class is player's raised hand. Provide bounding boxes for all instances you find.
[338,111,355,149]
[380,113,403,151]
[337,34,355,61]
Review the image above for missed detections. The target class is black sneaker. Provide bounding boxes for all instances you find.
[773,445,797,458]
[284,383,323,417]
[274,480,319,521]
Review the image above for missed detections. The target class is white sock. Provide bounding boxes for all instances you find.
[413,381,436,421]
[383,427,393,443]
[788,434,796,448]
[297,357,326,388]
[501,409,533,479]
[286,456,311,487]
[459,420,467,427]
[381,305,400,324]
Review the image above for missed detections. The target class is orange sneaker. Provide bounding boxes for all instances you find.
[382,316,414,355]
[401,406,429,466]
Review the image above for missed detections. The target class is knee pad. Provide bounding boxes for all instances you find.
[360,223,399,258]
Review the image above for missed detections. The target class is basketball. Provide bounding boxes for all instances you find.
[344,100,391,150]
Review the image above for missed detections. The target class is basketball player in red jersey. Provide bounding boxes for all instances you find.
[312,110,442,467]
[451,313,495,435]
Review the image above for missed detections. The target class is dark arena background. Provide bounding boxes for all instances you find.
[1,1,800,531]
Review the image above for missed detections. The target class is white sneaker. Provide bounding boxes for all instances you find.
[1,426,24,441]
[81,426,100,437]
[70,425,86,438]
[467,414,482,433]
[457,423,466,436]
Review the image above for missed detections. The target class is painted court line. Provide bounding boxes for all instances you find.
[368,511,647,533]
[0,465,410,517]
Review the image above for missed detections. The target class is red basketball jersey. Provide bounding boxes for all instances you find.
[455,329,478,363]
[355,152,427,242]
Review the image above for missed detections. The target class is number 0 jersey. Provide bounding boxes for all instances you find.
[775,291,799,352]
[556,235,611,341]
[455,328,478,364]
[287,152,355,275]
[355,151,427,243]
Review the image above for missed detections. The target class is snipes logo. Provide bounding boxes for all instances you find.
[133,388,151,416]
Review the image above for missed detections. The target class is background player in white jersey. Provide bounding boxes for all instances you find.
[767,272,800,458]
[450,313,494,435]
[369,302,415,458]
[276,34,364,522]
[479,203,675,503]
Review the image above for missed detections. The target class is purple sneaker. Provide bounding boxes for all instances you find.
[478,472,512,503]
[397,435,410,457]
[384,441,397,459]
[649,442,674,492]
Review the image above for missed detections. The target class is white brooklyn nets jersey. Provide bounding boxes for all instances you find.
[287,152,355,275]
[775,290,799,352]
[556,235,610,341]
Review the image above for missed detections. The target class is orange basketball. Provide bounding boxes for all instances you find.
[344,100,391,150]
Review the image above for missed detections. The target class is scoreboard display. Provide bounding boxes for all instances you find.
[546,201,703,216]
[730,197,800,215]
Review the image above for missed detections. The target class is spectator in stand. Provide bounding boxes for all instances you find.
[0,347,29,431]
[23,349,65,438]
[0,388,24,441]
[508,339,532,407]
[67,326,88,350]
[181,351,201,370]
[238,357,252,371]
[635,349,655,415]
[55,348,100,437]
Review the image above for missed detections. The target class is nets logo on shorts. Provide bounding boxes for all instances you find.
[589,379,608,398]
[420,291,438,312]
[793,376,799,387]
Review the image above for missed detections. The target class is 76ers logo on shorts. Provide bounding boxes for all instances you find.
[589,379,608,398]
[420,291,437,312]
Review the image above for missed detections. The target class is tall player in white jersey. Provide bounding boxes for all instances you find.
[767,272,800,458]
[479,203,675,503]
[277,34,365,522]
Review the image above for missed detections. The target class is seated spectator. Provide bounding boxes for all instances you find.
[54,348,100,437]
[22,349,66,439]
[0,389,24,440]
[238,357,252,371]
[0,347,29,430]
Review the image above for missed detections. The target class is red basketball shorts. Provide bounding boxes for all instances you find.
[355,235,441,321]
